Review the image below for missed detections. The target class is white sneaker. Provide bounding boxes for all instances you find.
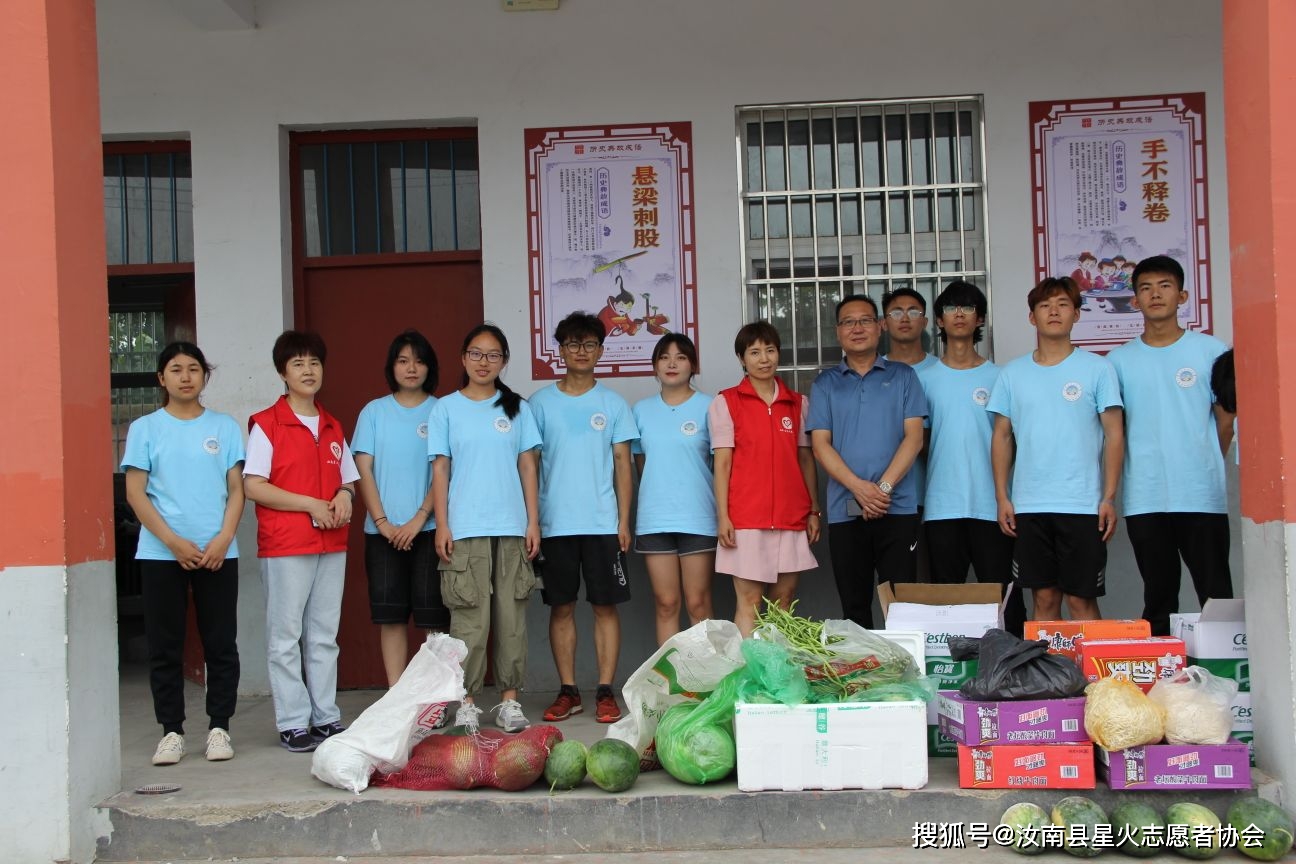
[205,727,234,761]
[494,699,530,734]
[453,702,483,733]
[152,732,185,766]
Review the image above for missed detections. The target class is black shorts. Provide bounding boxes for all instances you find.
[538,534,631,606]
[634,532,716,556]
[1011,512,1107,598]
[364,531,450,629]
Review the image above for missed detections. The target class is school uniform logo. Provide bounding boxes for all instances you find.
[780,416,794,432]
[590,412,608,431]
[680,420,699,436]
[329,441,343,460]
[417,422,428,439]
[202,436,221,455]
[972,387,990,406]
[1062,382,1083,402]
[1176,367,1197,388]
[494,416,512,433]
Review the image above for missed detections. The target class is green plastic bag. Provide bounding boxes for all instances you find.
[842,674,939,703]
[655,667,745,784]
[736,637,809,706]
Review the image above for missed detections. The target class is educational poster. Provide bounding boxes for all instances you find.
[1029,93,1212,352]
[525,122,697,378]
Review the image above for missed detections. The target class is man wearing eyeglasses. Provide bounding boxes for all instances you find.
[528,312,638,726]
[808,295,928,628]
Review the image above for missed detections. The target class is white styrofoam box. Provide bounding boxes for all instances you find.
[883,603,999,657]
[734,630,927,791]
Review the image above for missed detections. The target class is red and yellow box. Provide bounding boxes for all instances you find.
[957,743,1096,789]
[1023,619,1151,661]
[1075,636,1186,693]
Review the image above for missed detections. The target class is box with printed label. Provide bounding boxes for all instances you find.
[1023,619,1151,662]
[878,583,1003,658]
[1097,740,1252,790]
[957,743,1096,789]
[928,722,959,757]
[1232,693,1255,767]
[920,656,979,728]
[1075,636,1186,693]
[938,694,1089,746]
[1180,599,1249,692]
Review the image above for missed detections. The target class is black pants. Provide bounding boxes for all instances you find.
[141,559,240,734]
[1125,512,1232,636]
[925,517,1027,638]
[828,514,920,629]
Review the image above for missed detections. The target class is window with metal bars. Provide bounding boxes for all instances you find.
[737,97,991,391]
[103,148,193,265]
[297,135,480,256]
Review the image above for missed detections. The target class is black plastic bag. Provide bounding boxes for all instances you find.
[949,628,1088,700]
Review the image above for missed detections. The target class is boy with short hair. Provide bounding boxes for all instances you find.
[1107,255,1233,635]
[988,277,1124,621]
[529,312,638,724]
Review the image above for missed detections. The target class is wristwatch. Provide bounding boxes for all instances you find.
[877,480,894,494]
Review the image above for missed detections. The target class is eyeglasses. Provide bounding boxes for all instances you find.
[465,349,504,363]
[836,317,878,329]
[885,308,926,320]
[941,305,978,316]
[561,340,601,354]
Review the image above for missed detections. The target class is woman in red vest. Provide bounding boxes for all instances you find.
[244,331,359,753]
[708,321,821,635]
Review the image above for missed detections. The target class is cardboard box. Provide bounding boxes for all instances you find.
[927,723,959,757]
[1076,636,1186,692]
[1181,599,1249,692]
[734,631,927,791]
[878,582,1003,658]
[915,655,978,726]
[957,743,1096,789]
[938,695,1088,746]
[1023,619,1151,661]
[1097,740,1252,790]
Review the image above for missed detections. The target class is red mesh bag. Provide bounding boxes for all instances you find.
[372,725,563,791]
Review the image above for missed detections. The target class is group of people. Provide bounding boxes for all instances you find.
[123,254,1234,768]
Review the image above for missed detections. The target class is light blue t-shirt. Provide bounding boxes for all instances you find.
[986,348,1122,515]
[917,360,1001,522]
[426,391,542,540]
[529,382,639,537]
[1108,330,1228,515]
[352,394,437,533]
[631,391,717,536]
[120,408,246,560]
[896,353,939,507]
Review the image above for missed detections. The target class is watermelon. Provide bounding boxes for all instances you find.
[493,736,548,791]
[1111,802,1165,858]
[1052,796,1109,858]
[1228,798,1295,861]
[1165,802,1222,859]
[440,735,481,789]
[544,740,588,791]
[586,738,640,793]
[1000,802,1051,855]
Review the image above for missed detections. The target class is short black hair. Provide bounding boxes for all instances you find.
[272,330,327,374]
[882,287,927,313]
[1211,348,1236,414]
[383,329,438,394]
[1131,255,1185,291]
[734,320,781,356]
[553,311,606,346]
[932,280,987,345]
[834,294,879,321]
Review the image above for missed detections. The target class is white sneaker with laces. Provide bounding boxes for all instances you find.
[205,727,234,761]
[453,702,483,733]
[494,699,530,734]
[152,732,185,766]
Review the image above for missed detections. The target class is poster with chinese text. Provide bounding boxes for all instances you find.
[525,123,697,378]
[1030,93,1212,351]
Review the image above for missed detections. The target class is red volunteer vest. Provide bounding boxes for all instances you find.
[721,377,811,531]
[248,396,349,557]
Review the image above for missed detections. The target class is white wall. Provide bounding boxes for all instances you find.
[97,0,1233,691]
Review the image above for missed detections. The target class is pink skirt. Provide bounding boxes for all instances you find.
[715,529,818,584]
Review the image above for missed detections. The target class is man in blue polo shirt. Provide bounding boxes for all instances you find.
[809,294,927,628]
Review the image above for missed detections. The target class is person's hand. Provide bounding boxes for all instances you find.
[307,498,335,529]
[1098,499,1118,542]
[197,532,234,571]
[389,512,424,551]
[525,521,541,561]
[435,525,454,563]
[806,513,821,544]
[617,520,632,554]
[854,480,890,519]
[329,490,353,527]
[997,498,1017,538]
[167,536,205,570]
[718,515,736,548]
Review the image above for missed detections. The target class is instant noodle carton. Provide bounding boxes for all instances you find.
[938,695,1088,746]
[1075,636,1186,693]
[1023,618,1151,662]
[957,742,1096,789]
[1097,739,1252,790]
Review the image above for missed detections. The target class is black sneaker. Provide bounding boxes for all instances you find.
[309,721,346,741]
[279,728,317,753]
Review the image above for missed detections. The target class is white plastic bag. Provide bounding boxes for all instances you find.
[311,633,468,793]
[606,619,744,764]
[1148,664,1238,745]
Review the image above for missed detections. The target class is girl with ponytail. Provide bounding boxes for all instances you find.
[426,324,541,733]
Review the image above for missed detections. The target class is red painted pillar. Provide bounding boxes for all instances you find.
[1223,0,1296,793]
[0,2,118,861]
